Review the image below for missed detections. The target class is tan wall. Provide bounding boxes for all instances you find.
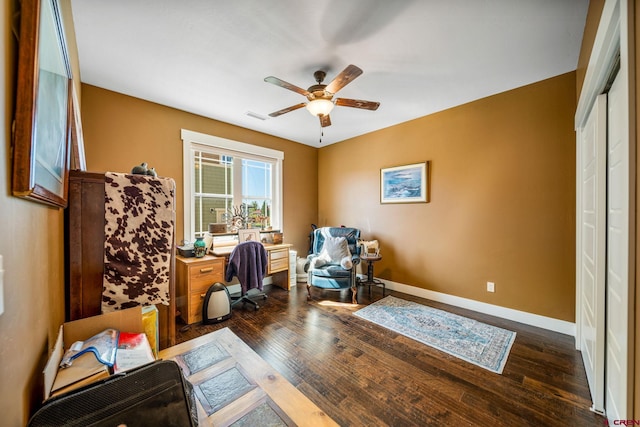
[80,84,318,255]
[319,72,577,321]
[0,0,79,424]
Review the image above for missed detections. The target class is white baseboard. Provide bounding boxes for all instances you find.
[378,278,576,337]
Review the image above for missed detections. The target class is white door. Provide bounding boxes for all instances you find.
[605,71,630,420]
[577,94,607,414]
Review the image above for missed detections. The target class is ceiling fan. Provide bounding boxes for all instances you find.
[264,64,380,128]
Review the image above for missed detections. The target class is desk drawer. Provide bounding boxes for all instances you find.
[189,261,224,294]
[268,248,289,273]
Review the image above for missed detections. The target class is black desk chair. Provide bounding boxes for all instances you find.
[224,240,268,310]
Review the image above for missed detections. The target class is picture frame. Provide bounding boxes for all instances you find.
[12,0,73,208]
[237,229,261,243]
[380,161,429,204]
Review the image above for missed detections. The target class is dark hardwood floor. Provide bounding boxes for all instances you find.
[176,283,606,426]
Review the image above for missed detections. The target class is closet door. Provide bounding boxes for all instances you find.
[577,94,607,414]
[605,71,630,421]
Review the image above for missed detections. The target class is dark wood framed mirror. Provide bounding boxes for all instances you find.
[13,0,73,208]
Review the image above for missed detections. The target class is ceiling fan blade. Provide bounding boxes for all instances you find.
[264,76,310,96]
[320,114,331,127]
[268,102,306,117]
[335,98,380,110]
[325,64,363,94]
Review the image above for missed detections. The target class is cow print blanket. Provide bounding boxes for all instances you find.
[102,172,175,312]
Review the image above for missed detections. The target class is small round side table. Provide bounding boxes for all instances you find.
[359,254,385,298]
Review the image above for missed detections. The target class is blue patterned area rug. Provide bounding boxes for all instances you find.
[354,296,516,374]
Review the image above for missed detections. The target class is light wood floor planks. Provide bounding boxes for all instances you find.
[176,284,605,426]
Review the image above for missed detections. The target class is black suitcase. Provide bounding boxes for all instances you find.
[28,360,198,426]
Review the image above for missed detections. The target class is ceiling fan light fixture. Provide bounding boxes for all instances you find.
[265,65,378,128]
[306,98,334,117]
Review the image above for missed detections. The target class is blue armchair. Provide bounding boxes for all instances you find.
[306,227,361,304]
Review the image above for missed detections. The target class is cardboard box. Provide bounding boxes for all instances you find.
[44,307,144,400]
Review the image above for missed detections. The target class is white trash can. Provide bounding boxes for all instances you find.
[296,256,308,283]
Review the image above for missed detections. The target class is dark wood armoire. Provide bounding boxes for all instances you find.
[65,170,176,349]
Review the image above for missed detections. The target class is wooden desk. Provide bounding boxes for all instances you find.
[211,243,292,291]
[159,328,338,426]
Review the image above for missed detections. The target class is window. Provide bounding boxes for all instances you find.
[182,129,283,242]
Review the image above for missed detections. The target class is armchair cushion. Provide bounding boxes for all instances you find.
[310,264,353,278]
[320,235,351,263]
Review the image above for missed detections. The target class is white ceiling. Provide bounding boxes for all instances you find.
[70,0,589,147]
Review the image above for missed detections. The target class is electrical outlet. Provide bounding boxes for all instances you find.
[487,281,495,293]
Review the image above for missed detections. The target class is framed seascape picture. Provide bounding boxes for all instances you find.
[380,161,429,204]
[12,0,73,208]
